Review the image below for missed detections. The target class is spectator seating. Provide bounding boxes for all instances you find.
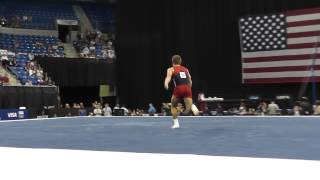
[73,31,115,60]
[79,2,115,33]
[73,40,104,59]
[0,33,64,56]
[0,33,63,85]
[6,54,38,85]
[0,1,77,30]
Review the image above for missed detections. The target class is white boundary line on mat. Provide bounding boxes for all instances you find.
[0,115,319,124]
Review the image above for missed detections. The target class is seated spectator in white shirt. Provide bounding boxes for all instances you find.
[89,45,96,55]
[107,49,116,59]
[82,47,90,58]
[267,101,280,115]
[103,103,112,116]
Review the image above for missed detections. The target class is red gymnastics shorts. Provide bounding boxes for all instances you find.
[173,85,192,99]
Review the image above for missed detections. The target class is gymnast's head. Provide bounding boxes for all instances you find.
[172,55,182,66]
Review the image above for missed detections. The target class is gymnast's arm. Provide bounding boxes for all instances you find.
[164,68,173,90]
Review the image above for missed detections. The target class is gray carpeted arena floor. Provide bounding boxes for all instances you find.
[0,116,319,160]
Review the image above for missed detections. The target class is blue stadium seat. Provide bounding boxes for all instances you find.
[79,2,115,33]
[0,1,77,30]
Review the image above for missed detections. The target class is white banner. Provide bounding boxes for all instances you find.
[56,19,78,26]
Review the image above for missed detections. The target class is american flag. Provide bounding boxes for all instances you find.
[239,7,320,84]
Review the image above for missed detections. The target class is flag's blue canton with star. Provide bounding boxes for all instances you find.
[239,13,287,52]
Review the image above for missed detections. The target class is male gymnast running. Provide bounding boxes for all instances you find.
[164,55,194,128]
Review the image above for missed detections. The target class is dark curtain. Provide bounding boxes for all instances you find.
[116,0,320,108]
[59,86,99,107]
[36,57,116,87]
[0,86,58,109]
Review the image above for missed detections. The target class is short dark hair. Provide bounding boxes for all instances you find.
[172,55,182,65]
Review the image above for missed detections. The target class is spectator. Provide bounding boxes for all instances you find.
[257,102,267,115]
[92,101,99,108]
[93,104,102,116]
[15,16,21,28]
[102,49,108,59]
[300,97,313,115]
[79,102,87,116]
[8,57,17,66]
[267,101,280,115]
[129,109,136,116]
[25,80,33,86]
[103,103,112,116]
[293,104,302,116]
[65,103,71,109]
[81,46,90,58]
[177,103,185,114]
[28,66,35,76]
[0,16,8,27]
[28,16,32,23]
[138,109,144,116]
[238,102,247,115]
[46,78,54,86]
[202,106,211,116]
[38,110,48,118]
[79,109,87,116]
[247,108,256,115]
[113,104,120,111]
[216,104,224,116]
[313,100,320,115]
[72,103,79,109]
[121,105,129,116]
[148,103,156,115]
[0,73,10,85]
[73,31,116,60]
[107,40,113,48]
[1,51,9,66]
[28,53,35,60]
[36,67,44,79]
[161,103,171,116]
[107,49,116,59]
[197,92,206,112]
[22,15,28,23]
[52,44,58,51]
[77,32,84,40]
[89,45,96,55]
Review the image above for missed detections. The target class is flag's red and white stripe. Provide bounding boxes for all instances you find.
[242,8,320,84]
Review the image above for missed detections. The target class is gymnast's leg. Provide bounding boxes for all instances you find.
[171,95,180,128]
